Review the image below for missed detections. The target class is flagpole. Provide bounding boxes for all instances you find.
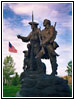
[8,42,11,57]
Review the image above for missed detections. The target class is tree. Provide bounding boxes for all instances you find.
[12,73,20,86]
[3,55,15,85]
[66,60,72,76]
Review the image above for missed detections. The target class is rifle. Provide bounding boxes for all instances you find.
[29,12,36,71]
[39,27,45,55]
[54,22,57,28]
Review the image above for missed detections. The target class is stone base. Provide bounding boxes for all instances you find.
[16,72,71,97]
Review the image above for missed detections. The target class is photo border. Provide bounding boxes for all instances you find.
[1,1,74,99]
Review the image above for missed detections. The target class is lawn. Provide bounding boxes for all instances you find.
[3,85,72,97]
[70,85,72,96]
[3,85,20,97]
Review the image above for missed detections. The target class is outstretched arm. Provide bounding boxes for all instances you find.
[17,33,32,42]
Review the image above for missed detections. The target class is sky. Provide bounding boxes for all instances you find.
[2,2,73,76]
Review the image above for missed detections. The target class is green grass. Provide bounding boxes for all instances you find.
[3,85,20,97]
[70,86,72,96]
[3,85,72,97]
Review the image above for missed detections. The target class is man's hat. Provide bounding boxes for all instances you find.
[29,22,39,25]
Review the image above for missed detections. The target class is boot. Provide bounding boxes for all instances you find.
[51,71,57,76]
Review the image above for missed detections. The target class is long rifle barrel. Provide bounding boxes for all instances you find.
[54,22,57,28]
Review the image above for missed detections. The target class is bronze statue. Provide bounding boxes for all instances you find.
[36,19,59,76]
[17,12,59,75]
[17,14,46,73]
[16,14,71,97]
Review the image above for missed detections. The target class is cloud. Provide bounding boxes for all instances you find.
[3,3,9,9]
[3,18,31,41]
[6,3,72,34]
[2,2,72,76]
[3,18,29,75]
[3,3,72,31]
[5,3,62,21]
[8,3,50,16]
[56,43,72,76]
[21,19,31,26]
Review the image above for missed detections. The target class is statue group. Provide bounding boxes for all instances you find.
[17,14,59,76]
[16,14,71,97]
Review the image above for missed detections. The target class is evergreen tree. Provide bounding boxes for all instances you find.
[12,73,20,86]
[66,60,72,76]
[3,55,15,85]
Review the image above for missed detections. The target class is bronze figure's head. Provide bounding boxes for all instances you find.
[43,19,51,27]
[29,22,39,30]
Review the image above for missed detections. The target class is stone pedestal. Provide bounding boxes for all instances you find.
[16,71,71,97]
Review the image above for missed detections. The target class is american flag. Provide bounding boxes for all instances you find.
[9,42,17,53]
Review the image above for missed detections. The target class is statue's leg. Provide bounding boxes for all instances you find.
[47,44,59,56]
[23,58,27,71]
[47,45,58,75]
[35,48,44,59]
[35,58,46,74]
[49,54,58,75]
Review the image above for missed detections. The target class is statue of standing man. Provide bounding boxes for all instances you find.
[36,19,59,76]
[17,13,46,73]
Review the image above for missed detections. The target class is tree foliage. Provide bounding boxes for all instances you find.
[66,60,72,76]
[3,55,15,85]
[12,73,20,86]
